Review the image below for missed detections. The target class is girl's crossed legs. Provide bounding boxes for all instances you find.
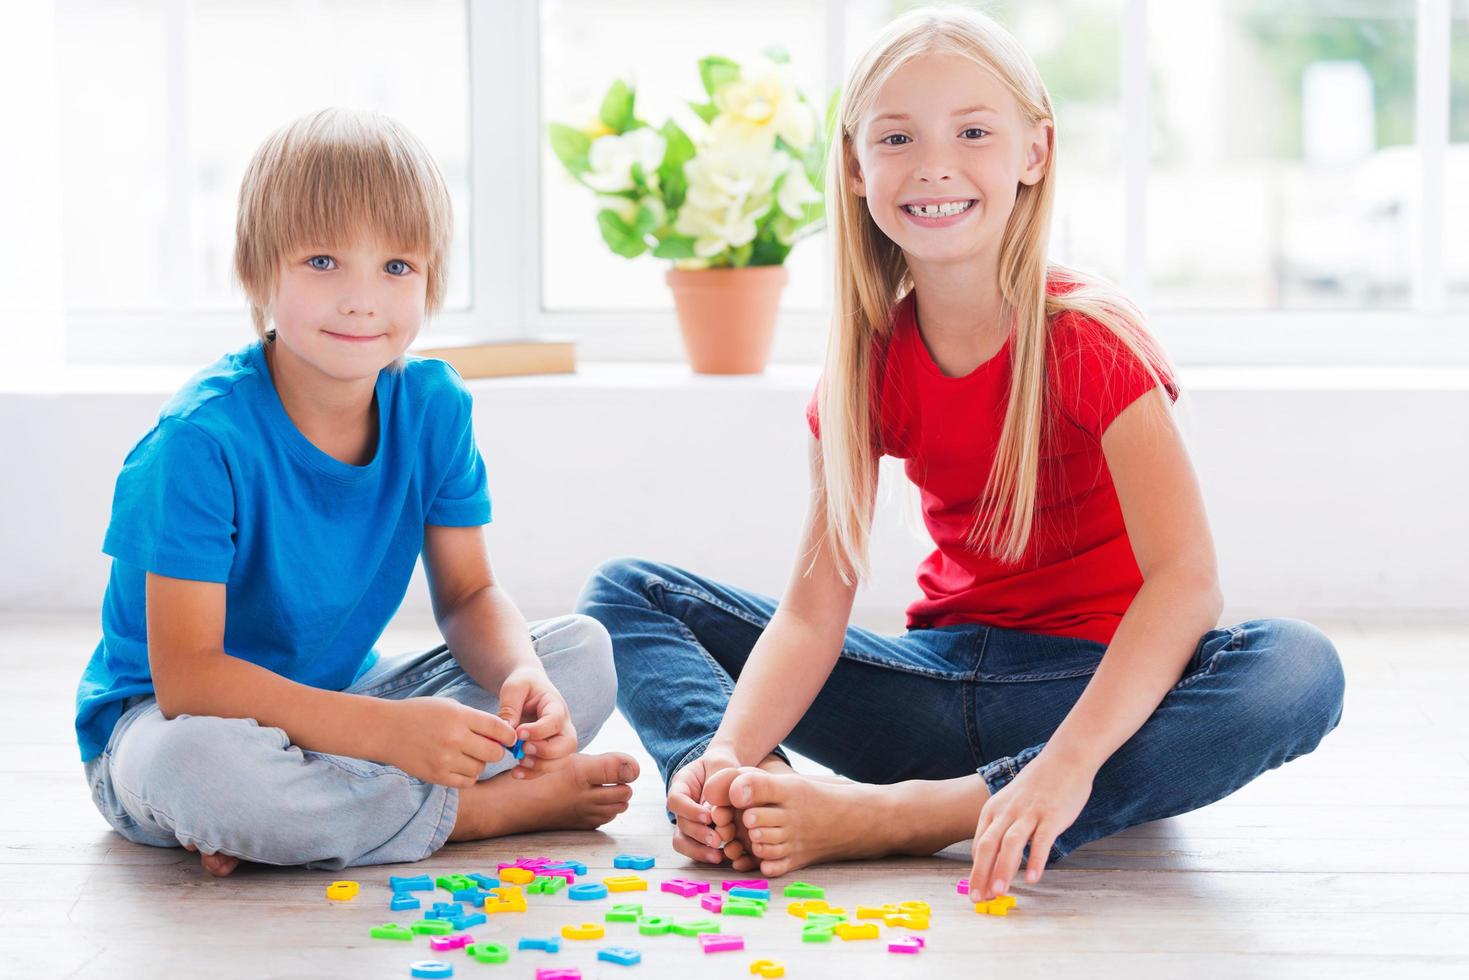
[578,558,1344,875]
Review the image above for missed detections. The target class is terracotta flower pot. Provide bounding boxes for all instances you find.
[665,265,789,374]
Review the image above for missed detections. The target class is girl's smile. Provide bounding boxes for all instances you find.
[900,196,979,227]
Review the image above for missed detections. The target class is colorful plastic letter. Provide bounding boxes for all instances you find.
[956,878,970,895]
[727,887,770,901]
[561,923,605,940]
[603,875,648,892]
[429,934,474,952]
[568,883,609,901]
[670,918,721,936]
[782,881,824,899]
[721,879,767,892]
[465,943,510,964]
[750,960,786,977]
[325,880,359,901]
[534,970,580,980]
[436,874,474,894]
[391,874,435,893]
[518,936,563,952]
[889,936,924,954]
[801,922,835,943]
[369,923,413,941]
[597,947,643,966]
[466,873,500,890]
[636,915,672,936]
[699,933,745,953]
[660,878,703,897]
[724,897,766,917]
[500,867,535,885]
[856,904,899,919]
[390,893,422,912]
[613,854,656,870]
[606,903,643,923]
[835,922,880,940]
[700,894,724,913]
[412,919,453,935]
[410,960,454,978]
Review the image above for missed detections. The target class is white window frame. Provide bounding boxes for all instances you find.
[63,0,1469,367]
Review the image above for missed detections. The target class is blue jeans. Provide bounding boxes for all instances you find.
[82,614,617,870]
[576,558,1345,862]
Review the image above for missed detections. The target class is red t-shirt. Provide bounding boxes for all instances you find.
[807,286,1178,645]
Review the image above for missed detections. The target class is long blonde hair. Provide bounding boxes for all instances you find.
[818,6,1172,583]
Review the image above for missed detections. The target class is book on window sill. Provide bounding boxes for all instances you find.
[410,336,576,379]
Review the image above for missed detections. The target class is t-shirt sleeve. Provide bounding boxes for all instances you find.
[102,418,237,582]
[1051,315,1179,441]
[425,367,492,527]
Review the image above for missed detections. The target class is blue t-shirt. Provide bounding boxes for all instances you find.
[74,342,491,761]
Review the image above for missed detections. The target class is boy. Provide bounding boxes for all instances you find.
[75,108,637,874]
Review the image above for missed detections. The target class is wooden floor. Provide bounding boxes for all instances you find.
[5,612,1467,979]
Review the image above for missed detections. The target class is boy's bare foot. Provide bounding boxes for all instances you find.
[727,767,990,877]
[182,841,241,877]
[449,752,639,842]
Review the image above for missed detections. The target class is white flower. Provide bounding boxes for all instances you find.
[583,128,666,194]
[776,158,821,221]
[675,117,787,258]
[713,59,816,150]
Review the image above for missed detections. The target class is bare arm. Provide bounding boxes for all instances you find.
[146,573,393,760]
[1042,388,1224,772]
[706,435,875,765]
[969,388,1224,899]
[422,523,576,773]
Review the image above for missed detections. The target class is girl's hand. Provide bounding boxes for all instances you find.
[498,666,577,779]
[379,697,516,788]
[969,752,1094,901]
[666,749,742,865]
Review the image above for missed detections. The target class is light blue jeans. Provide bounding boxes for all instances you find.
[83,614,617,870]
[577,558,1346,863]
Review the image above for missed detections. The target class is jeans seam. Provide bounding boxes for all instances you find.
[354,646,457,698]
[656,578,968,682]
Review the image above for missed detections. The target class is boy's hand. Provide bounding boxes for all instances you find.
[380,697,518,788]
[498,666,576,779]
[968,751,1093,902]
[666,749,742,865]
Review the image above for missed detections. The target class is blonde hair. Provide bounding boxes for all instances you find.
[234,107,453,342]
[818,6,1173,582]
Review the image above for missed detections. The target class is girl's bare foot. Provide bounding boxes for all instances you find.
[449,752,639,841]
[727,767,990,877]
[182,841,241,877]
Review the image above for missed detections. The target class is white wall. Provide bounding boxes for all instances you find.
[2,363,1466,628]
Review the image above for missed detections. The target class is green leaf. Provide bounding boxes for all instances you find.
[688,101,719,124]
[547,123,592,176]
[730,241,755,268]
[596,207,647,258]
[762,45,790,65]
[698,56,741,98]
[749,234,791,267]
[599,79,635,134]
[657,119,696,210]
[630,204,659,238]
[653,234,698,259]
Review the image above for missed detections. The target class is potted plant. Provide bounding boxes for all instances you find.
[548,50,827,374]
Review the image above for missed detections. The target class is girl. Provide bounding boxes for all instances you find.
[578,8,1343,903]
[76,108,637,875]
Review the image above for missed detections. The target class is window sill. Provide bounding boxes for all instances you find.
[2,360,1468,395]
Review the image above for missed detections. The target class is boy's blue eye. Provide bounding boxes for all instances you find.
[962,128,989,140]
[881,134,911,146]
[308,255,335,270]
[385,259,411,276]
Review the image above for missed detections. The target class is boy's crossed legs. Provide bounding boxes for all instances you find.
[91,614,638,874]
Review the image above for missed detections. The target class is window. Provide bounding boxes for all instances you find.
[1149,0,1416,310]
[55,0,471,316]
[26,0,1469,366]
